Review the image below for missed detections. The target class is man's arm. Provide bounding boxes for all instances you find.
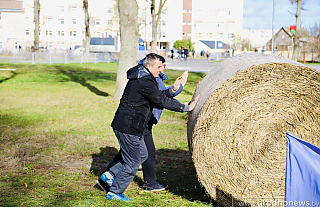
[139,78,189,112]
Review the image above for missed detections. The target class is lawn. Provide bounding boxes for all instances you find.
[0,62,215,206]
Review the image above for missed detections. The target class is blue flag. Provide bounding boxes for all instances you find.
[285,132,320,205]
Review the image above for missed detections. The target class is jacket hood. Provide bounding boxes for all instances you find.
[127,64,151,80]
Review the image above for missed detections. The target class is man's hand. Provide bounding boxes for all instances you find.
[172,77,181,92]
[172,70,189,93]
[188,95,200,111]
[180,70,188,86]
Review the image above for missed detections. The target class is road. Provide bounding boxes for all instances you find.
[306,64,320,72]
[165,58,320,73]
[165,58,216,73]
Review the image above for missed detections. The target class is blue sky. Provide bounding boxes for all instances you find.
[243,0,320,30]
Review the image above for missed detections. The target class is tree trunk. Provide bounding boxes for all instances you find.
[114,0,139,100]
[292,0,301,61]
[151,0,157,52]
[83,0,91,58]
[34,0,40,52]
[150,0,166,52]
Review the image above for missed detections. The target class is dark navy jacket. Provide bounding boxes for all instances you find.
[111,64,187,136]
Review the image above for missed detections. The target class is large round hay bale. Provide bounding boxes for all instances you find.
[187,53,320,206]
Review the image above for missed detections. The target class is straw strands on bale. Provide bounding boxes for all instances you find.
[187,54,320,206]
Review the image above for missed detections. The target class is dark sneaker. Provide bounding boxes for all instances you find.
[106,192,132,201]
[96,177,109,193]
[143,182,168,192]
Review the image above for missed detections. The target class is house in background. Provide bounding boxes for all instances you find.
[266,27,311,53]
[266,27,293,51]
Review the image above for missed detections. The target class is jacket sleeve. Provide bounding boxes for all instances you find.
[138,78,188,112]
[157,77,183,97]
[167,84,183,97]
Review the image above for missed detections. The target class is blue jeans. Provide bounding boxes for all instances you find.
[109,129,148,194]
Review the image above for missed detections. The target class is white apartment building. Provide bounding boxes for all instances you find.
[0,0,119,52]
[0,0,244,53]
[192,0,243,53]
[0,0,25,51]
[242,29,273,50]
[137,0,183,51]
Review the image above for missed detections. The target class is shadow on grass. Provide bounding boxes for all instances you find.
[90,146,218,206]
[0,71,17,83]
[54,65,111,97]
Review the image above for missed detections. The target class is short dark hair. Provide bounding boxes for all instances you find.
[143,53,165,67]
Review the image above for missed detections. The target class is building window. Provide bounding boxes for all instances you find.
[228,22,235,28]
[94,19,100,25]
[162,21,166,26]
[46,30,53,36]
[218,9,224,16]
[107,8,112,13]
[183,9,187,13]
[208,33,213,38]
[59,18,65,24]
[58,6,65,12]
[182,21,186,25]
[187,21,192,25]
[26,30,30,35]
[187,10,192,13]
[198,33,202,38]
[217,22,224,27]
[71,6,77,11]
[228,33,234,39]
[182,33,186,36]
[70,31,77,36]
[59,42,65,49]
[0,42,3,50]
[72,19,77,24]
[162,33,166,38]
[187,33,192,37]
[217,33,224,39]
[45,18,53,25]
[229,10,231,15]
[107,20,112,25]
[48,42,53,48]
[58,31,65,36]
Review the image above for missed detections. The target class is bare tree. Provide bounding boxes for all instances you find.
[150,0,168,52]
[291,0,302,61]
[33,0,40,52]
[114,0,139,100]
[309,22,320,54]
[83,0,91,56]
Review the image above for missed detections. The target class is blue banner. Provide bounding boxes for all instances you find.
[285,132,320,205]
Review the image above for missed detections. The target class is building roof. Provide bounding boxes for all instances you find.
[200,40,229,49]
[90,37,114,46]
[0,0,24,13]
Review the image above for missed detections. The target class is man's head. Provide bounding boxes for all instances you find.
[143,53,165,77]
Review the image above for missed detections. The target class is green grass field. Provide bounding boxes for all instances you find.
[0,63,216,206]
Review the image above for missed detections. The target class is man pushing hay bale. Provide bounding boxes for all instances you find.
[187,53,320,207]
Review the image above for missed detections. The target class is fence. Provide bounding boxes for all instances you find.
[0,51,147,64]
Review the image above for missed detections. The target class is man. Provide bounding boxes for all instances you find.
[141,55,188,191]
[100,53,199,201]
[183,48,189,61]
[98,55,187,193]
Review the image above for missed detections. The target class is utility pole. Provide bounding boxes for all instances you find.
[271,0,275,54]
